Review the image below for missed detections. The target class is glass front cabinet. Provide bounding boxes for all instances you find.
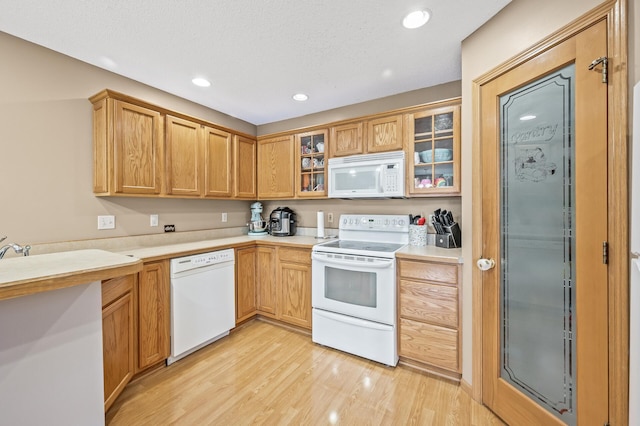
[295,129,327,198]
[405,104,461,196]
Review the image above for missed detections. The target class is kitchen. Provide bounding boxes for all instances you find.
[0,0,637,425]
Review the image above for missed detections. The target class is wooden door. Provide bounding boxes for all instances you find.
[279,262,311,329]
[113,100,163,194]
[204,126,233,197]
[256,246,277,316]
[101,275,134,411]
[330,121,363,157]
[234,135,257,198]
[236,247,257,323]
[257,135,295,199]
[136,261,170,372]
[479,21,608,425]
[165,115,203,196]
[366,114,403,153]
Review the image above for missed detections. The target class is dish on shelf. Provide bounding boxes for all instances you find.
[435,114,453,131]
[419,148,452,163]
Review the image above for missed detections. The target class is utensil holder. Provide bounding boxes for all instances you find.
[435,223,461,248]
[409,225,427,246]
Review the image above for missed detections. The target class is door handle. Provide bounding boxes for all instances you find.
[476,258,496,271]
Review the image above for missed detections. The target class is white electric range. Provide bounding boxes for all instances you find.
[311,214,409,366]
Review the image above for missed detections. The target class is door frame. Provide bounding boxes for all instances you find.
[471,0,629,424]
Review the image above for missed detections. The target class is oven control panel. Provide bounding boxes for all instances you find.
[339,214,409,232]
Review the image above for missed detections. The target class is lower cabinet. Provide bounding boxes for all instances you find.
[236,246,257,323]
[278,248,312,329]
[397,259,461,379]
[102,274,135,412]
[256,245,311,330]
[136,260,170,373]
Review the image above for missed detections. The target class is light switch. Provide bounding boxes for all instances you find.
[150,214,159,227]
[97,215,115,230]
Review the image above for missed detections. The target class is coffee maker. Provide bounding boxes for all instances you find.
[268,207,297,236]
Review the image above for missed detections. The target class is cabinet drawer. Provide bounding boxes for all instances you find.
[278,247,310,265]
[400,279,458,327]
[400,318,458,372]
[102,275,134,308]
[399,260,458,285]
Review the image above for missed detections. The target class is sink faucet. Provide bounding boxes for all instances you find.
[0,241,31,259]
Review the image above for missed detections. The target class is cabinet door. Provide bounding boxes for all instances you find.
[406,104,461,196]
[257,135,295,199]
[296,129,327,198]
[366,114,403,153]
[236,247,257,323]
[136,261,170,372]
[102,275,134,412]
[234,135,257,198]
[330,122,363,157]
[256,246,277,316]
[113,100,163,194]
[399,318,459,372]
[279,262,311,329]
[204,126,233,197]
[165,115,203,196]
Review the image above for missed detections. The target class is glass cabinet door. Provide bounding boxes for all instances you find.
[296,129,327,198]
[407,104,460,196]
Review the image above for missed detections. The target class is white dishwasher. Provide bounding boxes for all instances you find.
[167,248,235,365]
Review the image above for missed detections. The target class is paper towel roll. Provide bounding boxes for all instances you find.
[317,211,325,238]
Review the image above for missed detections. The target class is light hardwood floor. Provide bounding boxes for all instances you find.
[107,320,504,425]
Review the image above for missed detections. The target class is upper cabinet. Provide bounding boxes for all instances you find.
[366,114,404,153]
[405,103,461,196]
[90,90,256,199]
[329,114,402,157]
[234,135,257,199]
[296,129,327,198]
[257,135,295,199]
[92,98,163,195]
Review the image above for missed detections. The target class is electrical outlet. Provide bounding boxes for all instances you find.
[222,212,228,223]
[150,214,159,227]
[327,213,334,223]
[164,225,175,232]
[97,215,115,230]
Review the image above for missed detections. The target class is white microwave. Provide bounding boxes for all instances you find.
[328,151,405,198]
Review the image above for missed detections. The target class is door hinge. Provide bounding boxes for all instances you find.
[588,56,608,83]
[603,241,609,264]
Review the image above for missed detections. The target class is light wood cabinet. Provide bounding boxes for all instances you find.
[257,135,295,199]
[405,103,461,196]
[277,247,312,329]
[295,129,327,198]
[366,114,404,153]
[330,122,363,157]
[236,247,257,323]
[234,135,257,198]
[136,260,170,373]
[102,275,135,412]
[90,89,255,200]
[92,97,164,195]
[165,115,202,196]
[256,246,277,315]
[398,259,461,379]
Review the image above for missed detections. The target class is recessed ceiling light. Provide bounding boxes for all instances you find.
[520,114,537,121]
[293,93,309,102]
[402,10,431,29]
[192,77,211,87]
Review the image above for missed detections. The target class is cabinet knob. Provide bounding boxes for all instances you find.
[476,258,496,271]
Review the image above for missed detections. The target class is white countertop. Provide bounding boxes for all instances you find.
[0,249,142,301]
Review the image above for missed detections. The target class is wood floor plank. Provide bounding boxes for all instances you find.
[106,320,503,425]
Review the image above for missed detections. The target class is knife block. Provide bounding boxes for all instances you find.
[435,223,461,248]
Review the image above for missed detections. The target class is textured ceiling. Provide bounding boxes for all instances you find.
[0,0,510,125]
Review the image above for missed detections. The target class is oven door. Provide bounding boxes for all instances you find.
[311,251,395,325]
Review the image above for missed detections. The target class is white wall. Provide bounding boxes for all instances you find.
[460,0,607,385]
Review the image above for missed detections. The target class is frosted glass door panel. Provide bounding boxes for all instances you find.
[499,64,576,426]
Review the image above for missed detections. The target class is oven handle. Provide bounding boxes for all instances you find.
[311,252,394,269]
[313,309,393,330]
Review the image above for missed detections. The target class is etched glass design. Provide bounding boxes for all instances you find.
[499,64,576,426]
